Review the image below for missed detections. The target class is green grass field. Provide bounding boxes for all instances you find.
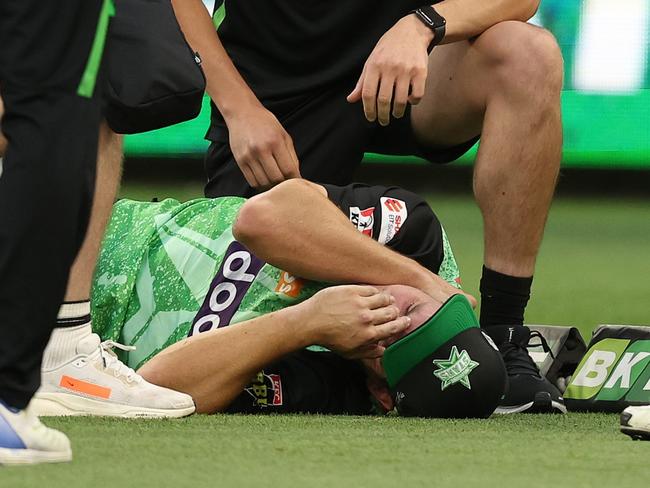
[2,183,648,487]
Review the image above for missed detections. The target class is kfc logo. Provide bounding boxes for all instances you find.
[378,197,408,244]
[349,206,375,237]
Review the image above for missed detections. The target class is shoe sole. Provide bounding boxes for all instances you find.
[0,447,72,465]
[620,411,650,441]
[31,393,195,419]
[494,392,567,415]
[620,426,650,441]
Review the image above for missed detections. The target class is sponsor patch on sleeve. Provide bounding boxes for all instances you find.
[245,371,283,407]
[378,197,408,244]
[349,206,375,237]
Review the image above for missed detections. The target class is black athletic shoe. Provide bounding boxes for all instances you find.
[488,325,567,414]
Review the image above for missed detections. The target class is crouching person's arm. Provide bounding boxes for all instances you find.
[137,285,410,414]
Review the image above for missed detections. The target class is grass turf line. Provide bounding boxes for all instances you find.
[3,186,643,487]
[2,414,648,488]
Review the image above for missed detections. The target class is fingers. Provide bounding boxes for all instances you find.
[392,76,410,119]
[363,292,395,310]
[248,160,271,188]
[408,71,426,106]
[347,73,364,103]
[376,74,396,126]
[464,292,478,309]
[347,285,380,297]
[274,136,301,180]
[257,153,284,184]
[372,316,412,343]
[239,163,259,188]
[360,66,380,123]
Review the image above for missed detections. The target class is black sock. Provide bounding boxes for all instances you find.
[479,266,532,328]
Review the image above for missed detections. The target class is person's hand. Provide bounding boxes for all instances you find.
[347,14,433,126]
[297,285,411,359]
[425,273,478,309]
[227,104,301,189]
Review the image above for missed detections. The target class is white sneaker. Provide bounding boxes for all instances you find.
[620,405,650,440]
[0,401,71,465]
[32,334,195,418]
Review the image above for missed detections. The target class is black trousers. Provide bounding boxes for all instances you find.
[0,0,108,409]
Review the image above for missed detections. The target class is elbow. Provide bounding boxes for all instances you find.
[519,0,541,22]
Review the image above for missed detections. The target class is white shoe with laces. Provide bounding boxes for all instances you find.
[0,401,71,465]
[31,333,195,418]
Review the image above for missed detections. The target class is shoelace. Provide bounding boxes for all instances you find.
[499,335,546,377]
[99,340,140,384]
[527,330,555,359]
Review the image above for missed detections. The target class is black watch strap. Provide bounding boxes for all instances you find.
[413,6,446,53]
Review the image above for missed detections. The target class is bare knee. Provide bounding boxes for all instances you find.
[475,21,564,100]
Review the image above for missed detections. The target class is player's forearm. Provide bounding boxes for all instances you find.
[234,180,447,300]
[429,0,539,43]
[138,306,310,414]
[170,0,264,121]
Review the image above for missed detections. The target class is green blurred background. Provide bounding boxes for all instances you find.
[124,0,650,168]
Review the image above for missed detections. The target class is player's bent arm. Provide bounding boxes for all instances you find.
[170,0,300,187]
[429,0,539,44]
[233,179,473,306]
[137,285,410,413]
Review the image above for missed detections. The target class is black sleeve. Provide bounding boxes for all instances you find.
[322,183,445,274]
[225,350,374,415]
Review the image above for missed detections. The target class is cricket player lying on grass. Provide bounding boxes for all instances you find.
[37,179,506,417]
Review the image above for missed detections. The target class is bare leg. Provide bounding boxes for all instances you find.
[234,179,473,305]
[411,21,563,277]
[409,21,565,412]
[64,121,123,301]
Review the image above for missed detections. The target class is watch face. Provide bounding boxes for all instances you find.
[417,6,446,29]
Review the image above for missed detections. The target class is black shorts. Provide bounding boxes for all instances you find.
[204,78,479,198]
[227,350,374,415]
[226,182,447,415]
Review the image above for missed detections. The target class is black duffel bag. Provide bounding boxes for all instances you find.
[105,0,206,134]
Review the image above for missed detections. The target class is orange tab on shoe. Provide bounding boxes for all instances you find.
[59,375,112,399]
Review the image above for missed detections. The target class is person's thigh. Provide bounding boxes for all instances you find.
[204,83,374,198]
[410,21,558,148]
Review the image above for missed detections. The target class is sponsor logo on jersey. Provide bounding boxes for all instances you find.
[432,346,480,391]
[378,197,408,244]
[564,338,650,403]
[245,371,283,407]
[275,271,305,298]
[349,206,374,237]
[189,241,265,336]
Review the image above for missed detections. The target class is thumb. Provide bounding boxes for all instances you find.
[347,73,364,103]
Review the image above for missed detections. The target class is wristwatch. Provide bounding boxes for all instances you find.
[412,6,446,53]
